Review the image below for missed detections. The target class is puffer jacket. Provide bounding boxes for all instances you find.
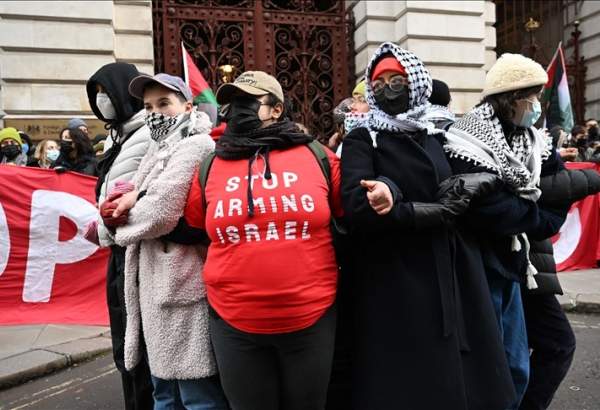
[528,167,600,294]
[114,109,217,379]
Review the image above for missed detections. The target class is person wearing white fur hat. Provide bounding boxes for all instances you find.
[444,53,567,409]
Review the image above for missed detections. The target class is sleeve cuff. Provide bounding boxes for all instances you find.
[376,176,403,203]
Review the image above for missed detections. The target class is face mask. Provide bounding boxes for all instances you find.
[145,112,183,142]
[60,140,74,155]
[1,144,21,160]
[374,85,410,116]
[21,143,29,155]
[96,93,116,120]
[344,112,369,133]
[588,126,599,139]
[224,98,263,133]
[46,150,60,162]
[518,100,542,128]
[576,138,588,147]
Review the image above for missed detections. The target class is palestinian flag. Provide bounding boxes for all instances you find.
[542,42,574,133]
[182,42,218,106]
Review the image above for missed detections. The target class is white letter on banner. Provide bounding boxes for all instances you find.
[0,202,9,276]
[22,190,99,302]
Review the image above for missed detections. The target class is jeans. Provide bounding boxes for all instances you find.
[488,275,530,410]
[151,375,229,410]
[520,293,576,410]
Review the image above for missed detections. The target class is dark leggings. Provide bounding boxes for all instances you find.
[209,305,336,410]
[520,293,576,410]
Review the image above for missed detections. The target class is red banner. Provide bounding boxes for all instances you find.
[552,162,600,272]
[0,165,109,325]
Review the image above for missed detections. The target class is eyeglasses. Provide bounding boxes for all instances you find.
[371,75,409,95]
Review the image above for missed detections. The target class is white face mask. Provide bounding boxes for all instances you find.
[96,93,116,120]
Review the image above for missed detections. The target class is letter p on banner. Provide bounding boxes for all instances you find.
[23,190,99,302]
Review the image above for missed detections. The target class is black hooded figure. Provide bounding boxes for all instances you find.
[340,42,516,409]
[86,62,154,410]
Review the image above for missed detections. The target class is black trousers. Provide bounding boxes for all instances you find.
[209,305,336,410]
[520,293,576,410]
[107,245,154,410]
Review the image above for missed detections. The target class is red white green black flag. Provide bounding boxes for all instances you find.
[181,42,218,107]
[542,42,574,133]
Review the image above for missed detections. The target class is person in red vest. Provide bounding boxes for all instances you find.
[171,70,342,410]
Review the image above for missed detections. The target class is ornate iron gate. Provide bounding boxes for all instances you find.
[152,0,354,141]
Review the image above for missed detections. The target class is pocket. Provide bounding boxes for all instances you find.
[146,241,206,307]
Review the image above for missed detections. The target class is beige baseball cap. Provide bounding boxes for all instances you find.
[216,71,284,104]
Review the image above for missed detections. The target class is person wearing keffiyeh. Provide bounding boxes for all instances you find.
[444,53,567,409]
[339,42,516,410]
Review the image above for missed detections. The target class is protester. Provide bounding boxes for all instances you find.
[568,124,592,162]
[424,78,456,130]
[85,61,154,410]
[53,127,97,176]
[31,139,60,168]
[170,70,342,410]
[444,53,564,408]
[108,73,228,409]
[340,42,515,410]
[68,117,89,136]
[0,127,27,166]
[521,166,600,409]
[18,131,36,165]
[585,118,599,142]
[549,125,577,161]
[92,134,107,157]
[329,80,369,155]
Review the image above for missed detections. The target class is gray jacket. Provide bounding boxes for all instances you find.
[115,110,216,380]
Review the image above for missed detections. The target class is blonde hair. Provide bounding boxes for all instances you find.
[34,139,58,168]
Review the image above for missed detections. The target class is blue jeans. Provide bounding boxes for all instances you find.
[488,275,530,410]
[151,375,229,410]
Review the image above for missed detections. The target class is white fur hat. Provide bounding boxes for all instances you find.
[482,53,548,97]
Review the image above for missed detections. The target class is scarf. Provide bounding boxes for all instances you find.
[422,104,456,124]
[216,119,314,217]
[364,42,443,147]
[444,102,553,289]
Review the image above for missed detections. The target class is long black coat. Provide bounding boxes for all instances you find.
[340,127,515,410]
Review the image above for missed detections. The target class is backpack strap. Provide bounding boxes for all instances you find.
[307,140,331,190]
[198,152,217,211]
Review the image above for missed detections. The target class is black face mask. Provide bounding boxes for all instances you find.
[60,140,74,155]
[374,85,410,116]
[588,126,599,140]
[1,144,21,160]
[576,138,588,147]
[224,97,264,133]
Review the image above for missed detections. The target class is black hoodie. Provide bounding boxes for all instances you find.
[86,62,144,199]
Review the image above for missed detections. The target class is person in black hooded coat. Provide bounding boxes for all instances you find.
[85,62,153,410]
[340,42,516,410]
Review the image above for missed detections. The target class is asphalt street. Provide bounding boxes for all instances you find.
[1,313,599,410]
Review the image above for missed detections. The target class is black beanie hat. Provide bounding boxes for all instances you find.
[430,79,451,107]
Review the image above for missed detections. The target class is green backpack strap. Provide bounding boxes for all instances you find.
[198,151,217,211]
[307,140,331,190]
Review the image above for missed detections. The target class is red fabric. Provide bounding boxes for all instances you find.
[0,165,109,325]
[371,56,407,80]
[551,162,600,271]
[184,145,343,334]
[210,123,227,141]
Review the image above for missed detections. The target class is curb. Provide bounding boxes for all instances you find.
[0,333,112,390]
[558,293,600,314]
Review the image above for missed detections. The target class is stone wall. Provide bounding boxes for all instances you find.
[348,0,495,115]
[564,1,600,122]
[0,0,153,135]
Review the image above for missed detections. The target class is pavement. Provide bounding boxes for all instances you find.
[0,269,598,390]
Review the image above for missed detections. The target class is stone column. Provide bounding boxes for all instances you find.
[348,0,496,115]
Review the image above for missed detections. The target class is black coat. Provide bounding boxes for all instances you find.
[340,127,515,410]
[53,153,98,177]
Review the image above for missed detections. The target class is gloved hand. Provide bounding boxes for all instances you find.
[100,200,129,228]
[54,166,67,174]
[437,172,502,202]
[83,220,100,246]
[412,173,499,230]
[107,180,135,201]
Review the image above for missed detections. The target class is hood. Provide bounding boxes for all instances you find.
[364,42,432,112]
[86,62,144,124]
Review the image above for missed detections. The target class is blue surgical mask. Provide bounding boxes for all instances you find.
[518,100,542,128]
[22,143,29,155]
[46,150,60,162]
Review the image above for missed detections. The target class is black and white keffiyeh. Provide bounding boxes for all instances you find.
[444,102,553,290]
[422,104,456,124]
[444,102,552,201]
[364,42,443,146]
[145,112,184,142]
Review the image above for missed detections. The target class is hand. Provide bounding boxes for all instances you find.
[360,180,394,215]
[438,172,502,201]
[328,132,343,149]
[100,200,129,227]
[112,190,139,218]
[54,166,67,174]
